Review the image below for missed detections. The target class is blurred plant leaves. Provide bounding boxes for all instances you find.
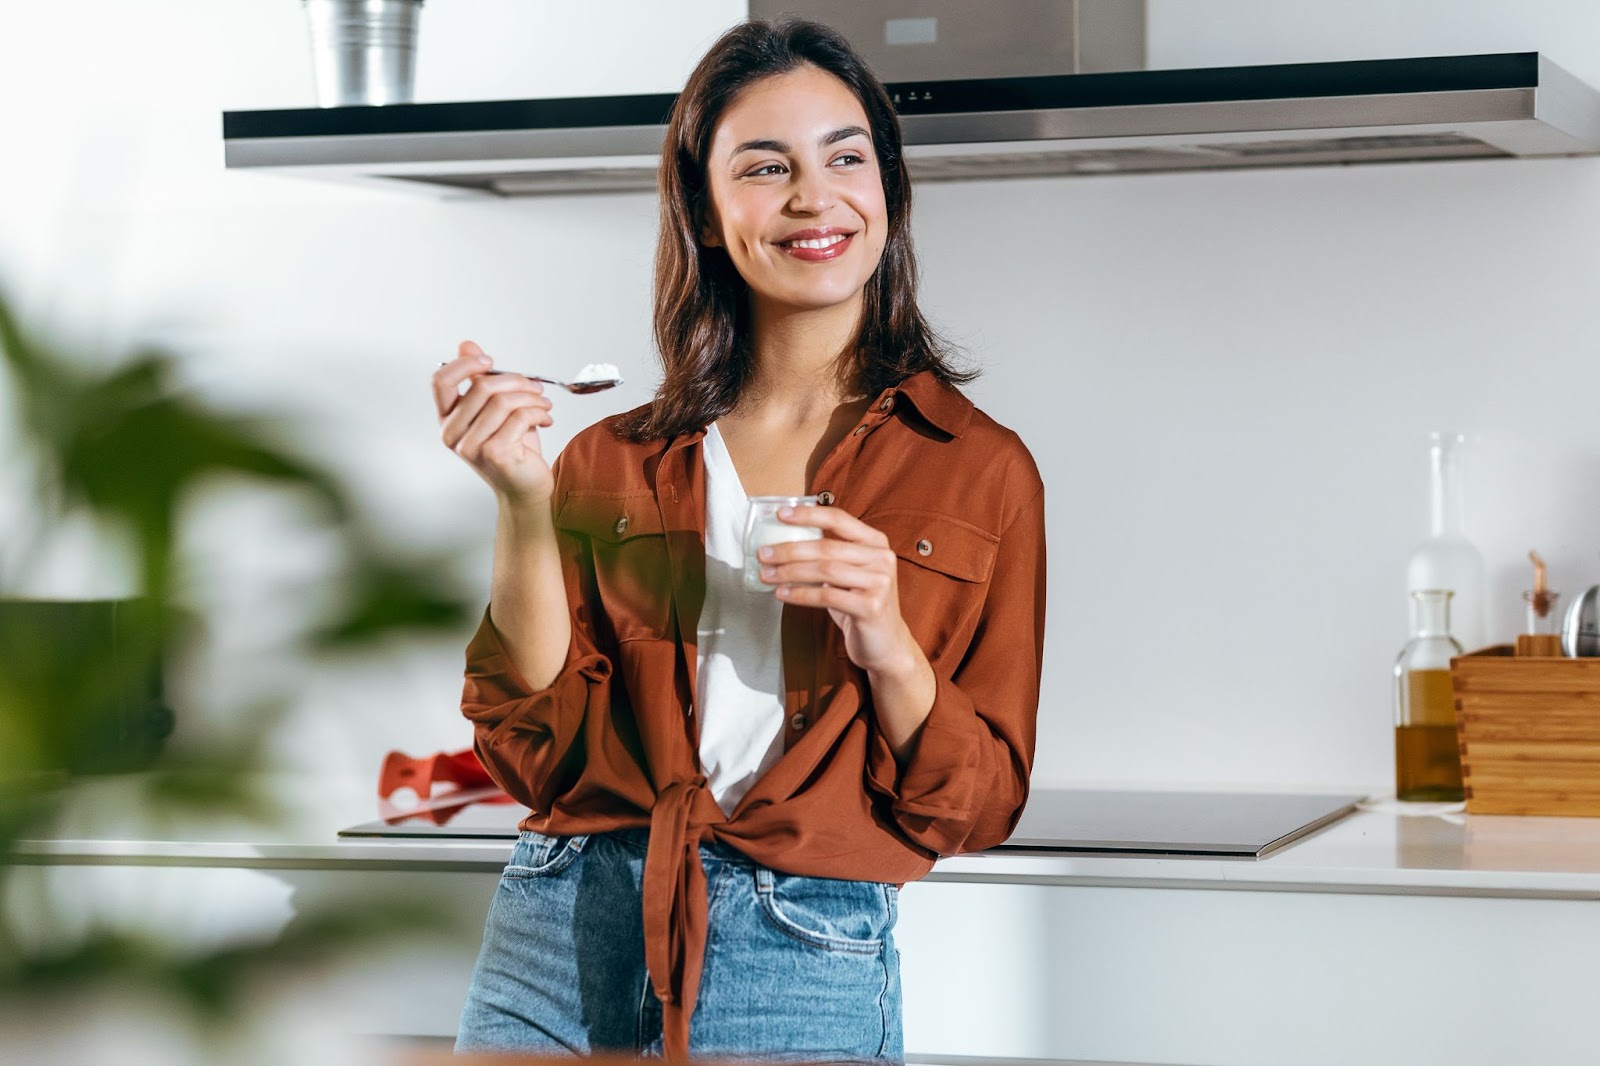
[0,599,168,777]
[0,281,478,1035]
[1,894,461,1026]
[315,553,471,649]
[1,298,345,598]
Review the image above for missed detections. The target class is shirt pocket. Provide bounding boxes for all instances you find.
[864,509,1000,660]
[556,490,673,643]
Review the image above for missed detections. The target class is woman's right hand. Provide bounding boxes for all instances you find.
[433,340,556,505]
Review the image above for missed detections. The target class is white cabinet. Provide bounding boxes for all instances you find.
[897,880,1597,1065]
[21,804,1600,1065]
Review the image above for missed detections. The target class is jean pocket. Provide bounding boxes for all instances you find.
[754,867,892,954]
[502,830,590,879]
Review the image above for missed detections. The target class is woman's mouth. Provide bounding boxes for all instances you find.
[776,232,855,262]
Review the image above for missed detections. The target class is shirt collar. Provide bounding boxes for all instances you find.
[886,370,974,439]
[661,424,707,457]
[655,369,973,451]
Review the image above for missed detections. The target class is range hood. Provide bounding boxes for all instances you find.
[222,51,1600,196]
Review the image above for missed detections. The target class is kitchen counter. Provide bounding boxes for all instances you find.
[15,776,1600,1064]
[17,776,1600,899]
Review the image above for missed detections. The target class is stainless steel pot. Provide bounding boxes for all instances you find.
[302,0,423,107]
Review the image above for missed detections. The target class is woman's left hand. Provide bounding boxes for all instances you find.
[757,506,920,677]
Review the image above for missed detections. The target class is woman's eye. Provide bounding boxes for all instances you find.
[742,154,865,177]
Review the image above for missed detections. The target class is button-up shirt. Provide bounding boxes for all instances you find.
[461,369,1046,1057]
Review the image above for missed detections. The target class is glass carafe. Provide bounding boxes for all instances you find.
[1393,589,1465,801]
[1405,432,1486,652]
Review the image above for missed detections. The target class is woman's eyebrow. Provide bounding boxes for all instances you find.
[731,125,871,156]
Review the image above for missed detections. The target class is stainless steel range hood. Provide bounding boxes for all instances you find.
[222,51,1600,196]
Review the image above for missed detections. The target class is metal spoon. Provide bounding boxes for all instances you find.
[483,370,622,395]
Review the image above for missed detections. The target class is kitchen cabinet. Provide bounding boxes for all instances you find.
[20,780,1600,1066]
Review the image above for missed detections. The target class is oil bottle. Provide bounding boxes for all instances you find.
[1393,588,1465,801]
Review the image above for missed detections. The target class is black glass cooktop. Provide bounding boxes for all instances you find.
[340,787,1363,859]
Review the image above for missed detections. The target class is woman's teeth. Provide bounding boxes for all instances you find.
[784,234,848,249]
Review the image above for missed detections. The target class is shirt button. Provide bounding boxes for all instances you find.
[817,490,835,506]
[852,424,867,436]
[879,396,894,412]
[790,713,807,731]
[917,538,933,556]
[614,516,629,536]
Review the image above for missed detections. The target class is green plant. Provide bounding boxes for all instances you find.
[0,283,473,1039]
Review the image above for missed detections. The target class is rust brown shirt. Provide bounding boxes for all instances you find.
[461,369,1046,1056]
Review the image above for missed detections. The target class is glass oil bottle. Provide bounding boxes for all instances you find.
[1393,589,1466,801]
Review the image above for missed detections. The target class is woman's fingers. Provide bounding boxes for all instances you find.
[774,505,890,547]
[450,390,551,457]
[759,557,890,594]
[757,514,898,601]
[432,344,492,418]
[772,582,871,613]
[758,536,887,570]
[759,536,896,619]
[435,342,560,504]
[440,375,548,448]
[478,405,554,465]
[757,510,901,623]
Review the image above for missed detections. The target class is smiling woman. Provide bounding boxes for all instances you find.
[628,17,975,444]
[439,16,1046,1065]
[699,74,884,309]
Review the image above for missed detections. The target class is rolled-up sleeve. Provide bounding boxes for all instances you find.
[864,483,1046,855]
[460,455,614,814]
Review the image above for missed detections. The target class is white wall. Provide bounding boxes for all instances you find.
[3,0,1598,795]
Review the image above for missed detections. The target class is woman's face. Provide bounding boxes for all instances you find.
[699,65,889,317]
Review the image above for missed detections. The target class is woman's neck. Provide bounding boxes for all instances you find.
[740,296,864,424]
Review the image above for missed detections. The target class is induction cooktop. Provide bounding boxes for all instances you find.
[339,787,1364,859]
[996,788,1364,858]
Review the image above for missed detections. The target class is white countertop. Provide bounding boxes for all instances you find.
[17,777,1600,899]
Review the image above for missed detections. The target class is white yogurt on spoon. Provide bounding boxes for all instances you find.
[575,362,621,385]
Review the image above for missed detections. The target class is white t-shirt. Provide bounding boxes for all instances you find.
[695,422,787,816]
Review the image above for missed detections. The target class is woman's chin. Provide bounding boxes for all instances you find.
[755,284,868,315]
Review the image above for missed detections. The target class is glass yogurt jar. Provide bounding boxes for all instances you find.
[743,496,823,592]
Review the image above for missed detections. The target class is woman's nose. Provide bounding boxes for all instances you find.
[787,166,833,213]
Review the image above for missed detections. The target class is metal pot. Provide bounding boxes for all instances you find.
[1561,585,1600,657]
[302,0,424,107]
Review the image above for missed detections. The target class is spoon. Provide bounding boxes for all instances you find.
[482,370,621,395]
[441,359,624,395]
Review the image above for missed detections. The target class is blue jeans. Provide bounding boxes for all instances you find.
[455,827,903,1062]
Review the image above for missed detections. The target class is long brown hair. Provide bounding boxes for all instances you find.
[617,17,975,442]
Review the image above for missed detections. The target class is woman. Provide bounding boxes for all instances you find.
[435,17,1045,1063]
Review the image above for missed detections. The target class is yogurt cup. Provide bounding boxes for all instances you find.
[743,496,822,592]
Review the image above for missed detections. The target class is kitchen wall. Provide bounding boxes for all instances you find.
[3,0,1598,793]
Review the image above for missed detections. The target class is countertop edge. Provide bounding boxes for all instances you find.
[15,833,1600,900]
